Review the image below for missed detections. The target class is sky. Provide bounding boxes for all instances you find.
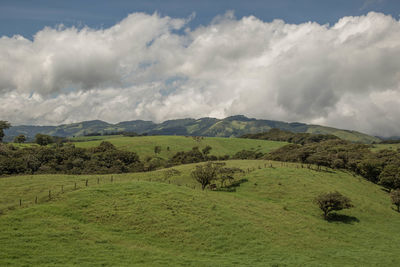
[1,0,400,137]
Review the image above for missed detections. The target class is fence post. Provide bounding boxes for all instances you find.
[74,182,77,190]
[85,179,88,187]
[19,199,22,207]
[35,196,38,204]
[49,190,51,200]
[97,178,99,184]
[61,185,64,193]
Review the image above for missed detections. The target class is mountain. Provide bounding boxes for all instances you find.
[3,115,381,143]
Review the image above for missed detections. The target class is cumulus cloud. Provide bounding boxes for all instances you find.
[1,11,400,137]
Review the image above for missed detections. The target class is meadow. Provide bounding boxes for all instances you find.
[71,135,287,159]
[1,160,399,266]
[370,143,400,152]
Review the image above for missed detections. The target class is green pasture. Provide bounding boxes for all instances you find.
[1,160,399,266]
[71,135,287,159]
[370,143,400,152]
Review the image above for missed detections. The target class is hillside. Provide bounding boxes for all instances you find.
[4,115,380,143]
[71,135,287,159]
[1,160,399,266]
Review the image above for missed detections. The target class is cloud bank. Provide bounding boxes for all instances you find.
[1,11,400,137]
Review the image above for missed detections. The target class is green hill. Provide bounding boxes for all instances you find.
[1,160,399,266]
[4,115,380,143]
[71,135,287,159]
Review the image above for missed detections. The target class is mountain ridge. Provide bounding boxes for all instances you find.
[3,115,381,143]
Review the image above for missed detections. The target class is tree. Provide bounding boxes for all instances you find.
[35,134,54,146]
[14,134,26,143]
[390,189,400,212]
[0,121,11,142]
[191,162,222,190]
[315,191,353,220]
[154,145,161,155]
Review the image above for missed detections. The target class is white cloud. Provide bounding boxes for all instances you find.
[1,11,400,137]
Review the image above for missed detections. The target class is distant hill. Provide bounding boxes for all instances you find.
[4,115,381,143]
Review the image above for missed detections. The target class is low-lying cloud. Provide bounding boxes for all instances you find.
[1,11,400,137]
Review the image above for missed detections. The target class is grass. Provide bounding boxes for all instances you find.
[71,135,287,159]
[1,160,400,266]
[370,143,400,152]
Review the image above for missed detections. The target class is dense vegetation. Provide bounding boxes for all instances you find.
[0,141,144,175]
[241,128,339,144]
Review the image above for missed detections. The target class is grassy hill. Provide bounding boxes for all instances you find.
[1,160,399,266]
[370,143,400,152]
[71,135,287,159]
[4,115,381,143]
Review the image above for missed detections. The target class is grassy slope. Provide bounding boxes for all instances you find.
[71,135,287,159]
[370,143,400,152]
[306,125,381,144]
[1,160,399,266]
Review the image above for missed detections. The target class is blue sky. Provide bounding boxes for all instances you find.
[1,0,400,38]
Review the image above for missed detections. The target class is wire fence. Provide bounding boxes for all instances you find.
[1,160,333,215]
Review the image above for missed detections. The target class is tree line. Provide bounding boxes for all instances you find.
[0,141,143,175]
[241,128,339,145]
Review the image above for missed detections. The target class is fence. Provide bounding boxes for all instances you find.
[1,160,334,215]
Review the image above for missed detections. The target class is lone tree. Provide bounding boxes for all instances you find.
[390,189,400,212]
[0,121,11,142]
[35,134,54,146]
[315,191,353,220]
[14,134,26,143]
[191,162,222,190]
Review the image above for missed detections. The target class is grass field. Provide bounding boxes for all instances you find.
[370,143,400,152]
[1,160,399,266]
[71,135,287,159]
